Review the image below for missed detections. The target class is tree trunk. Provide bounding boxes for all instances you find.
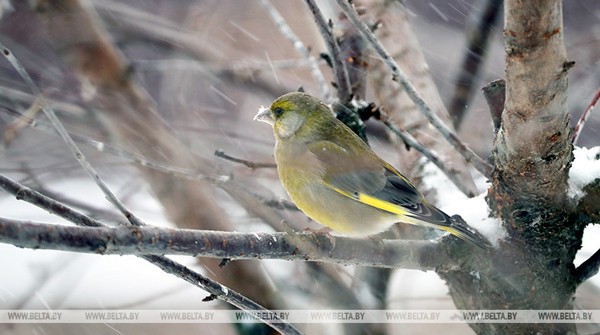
[439,1,585,334]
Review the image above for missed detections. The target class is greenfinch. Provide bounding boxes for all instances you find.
[255,92,489,249]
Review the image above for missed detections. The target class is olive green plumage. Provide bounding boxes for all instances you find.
[255,92,489,249]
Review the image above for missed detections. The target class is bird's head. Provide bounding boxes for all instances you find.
[254,92,334,140]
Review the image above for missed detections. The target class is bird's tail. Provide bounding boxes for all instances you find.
[438,219,492,250]
[403,203,492,250]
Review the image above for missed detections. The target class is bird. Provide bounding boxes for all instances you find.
[254,92,490,249]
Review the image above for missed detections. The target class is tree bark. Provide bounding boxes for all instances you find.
[441,1,585,334]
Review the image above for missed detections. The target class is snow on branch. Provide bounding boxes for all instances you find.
[568,146,600,201]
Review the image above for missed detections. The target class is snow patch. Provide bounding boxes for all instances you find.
[443,193,506,247]
[420,160,506,246]
[568,146,600,200]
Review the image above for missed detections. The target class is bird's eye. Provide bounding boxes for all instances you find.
[273,107,284,117]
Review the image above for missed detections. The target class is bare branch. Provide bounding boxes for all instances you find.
[572,88,600,144]
[575,247,600,285]
[0,218,453,270]
[260,0,331,101]
[303,0,352,103]
[139,255,301,335]
[0,174,301,335]
[31,0,283,312]
[381,117,477,197]
[449,0,503,129]
[0,44,145,227]
[363,1,479,200]
[7,110,230,185]
[335,0,493,179]
[5,114,296,214]
[492,0,572,203]
[214,149,277,169]
[0,172,457,269]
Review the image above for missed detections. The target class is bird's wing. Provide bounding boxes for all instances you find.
[307,140,491,249]
[307,140,424,215]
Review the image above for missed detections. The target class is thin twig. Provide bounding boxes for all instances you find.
[5,112,296,212]
[335,0,493,179]
[574,247,600,285]
[0,44,145,228]
[0,217,452,270]
[0,174,301,335]
[20,164,124,223]
[1,44,300,334]
[448,0,503,129]
[6,108,230,185]
[214,149,277,169]
[572,88,600,144]
[382,118,477,197]
[260,0,331,102]
[303,0,352,103]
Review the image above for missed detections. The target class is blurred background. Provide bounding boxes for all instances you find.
[0,0,598,334]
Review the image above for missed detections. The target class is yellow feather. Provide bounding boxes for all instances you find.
[326,183,408,216]
[356,193,408,216]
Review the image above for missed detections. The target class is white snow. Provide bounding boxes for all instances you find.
[568,146,600,200]
[443,193,506,247]
[420,160,506,246]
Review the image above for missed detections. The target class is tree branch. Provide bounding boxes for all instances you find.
[449,0,503,129]
[0,171,455,271]
[381,117,478,197]
[0,218,452,270]
[574,247,600,285]
[1,43,146,228]
[0,173,300,335]
[5,112,298,215]
[30,0,284,314]
[214,149,277,169]
[335,0,492,179]
[303,0,352,103]
[493,0,572,203]
[572,88,600,144]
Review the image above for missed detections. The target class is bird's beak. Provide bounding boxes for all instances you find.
[254,106,274,126]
